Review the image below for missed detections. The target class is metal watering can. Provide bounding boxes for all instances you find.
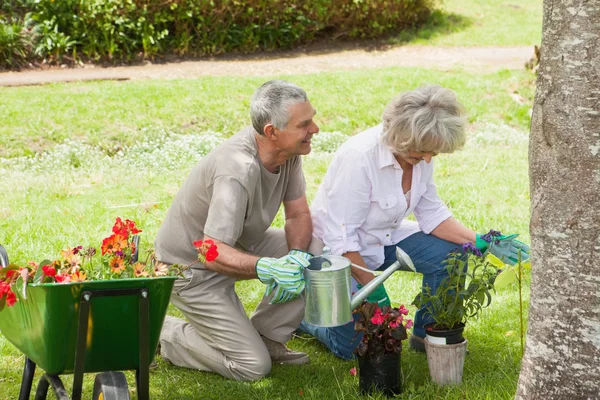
[303,247,415,327]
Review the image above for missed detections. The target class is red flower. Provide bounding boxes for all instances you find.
[42,265,57,277]
[5,290,17,307]
[193,240,203,249]
[0,282,10,295]
[370,308,385,325]
[6,270,16,278]
[55,274,70,283]
[205,245,219,262]
[111,217,142,238]
[349,367,357,376]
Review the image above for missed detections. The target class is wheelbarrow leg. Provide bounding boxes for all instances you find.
[136,288,150,400]
[35,374,69,400]
[18,357,36,400]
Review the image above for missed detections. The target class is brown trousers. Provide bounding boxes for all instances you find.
[159,228,323,381]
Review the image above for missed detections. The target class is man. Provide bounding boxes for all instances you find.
[154,80,320,381]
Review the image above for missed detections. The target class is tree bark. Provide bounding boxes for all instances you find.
[516,1,600,399]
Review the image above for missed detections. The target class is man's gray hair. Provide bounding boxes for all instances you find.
[250,80,308,134]
[382,85,467,154]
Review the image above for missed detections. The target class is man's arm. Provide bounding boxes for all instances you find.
[202,235,260,280]
[283,195,312,251]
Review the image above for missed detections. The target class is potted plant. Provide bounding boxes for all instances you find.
[412,239,498,385]
[353,302,413,397]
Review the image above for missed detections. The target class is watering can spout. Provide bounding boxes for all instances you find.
[349,247,415,310]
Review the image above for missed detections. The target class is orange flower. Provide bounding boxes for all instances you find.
[132,262,149,277]
[70,270,87,282]
[60,248,82,267]
[101,234,127,256]
[109,257,126,274]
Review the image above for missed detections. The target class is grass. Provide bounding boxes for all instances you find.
[0,65,534,399]
[0,68,535,158]
[393,0,543,46]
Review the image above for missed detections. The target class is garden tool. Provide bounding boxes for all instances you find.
[303,246,415,327]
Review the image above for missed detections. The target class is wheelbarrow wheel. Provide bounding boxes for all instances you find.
[92,372,130,400]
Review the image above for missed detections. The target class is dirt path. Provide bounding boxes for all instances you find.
[0,45,534,87]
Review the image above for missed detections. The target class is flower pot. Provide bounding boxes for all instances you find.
[424,338,467,385]
[357,351,402,397]
[424,322,465,345]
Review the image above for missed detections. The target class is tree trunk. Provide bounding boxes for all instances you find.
[516,1,600,399]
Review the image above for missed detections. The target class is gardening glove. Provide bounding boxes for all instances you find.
[357,282,391,307]
[266,249,313,304]
[475,232,530,265]
[256,249,312,303]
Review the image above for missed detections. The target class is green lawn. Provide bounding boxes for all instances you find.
[0,64,534,399]
[394,0,543,46]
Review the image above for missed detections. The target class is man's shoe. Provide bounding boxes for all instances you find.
[409,334,426,353]
[261,335,310,365]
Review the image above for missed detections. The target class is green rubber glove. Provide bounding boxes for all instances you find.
[357,282,391,307]
[257,249,312,303]
[475,231,530,265]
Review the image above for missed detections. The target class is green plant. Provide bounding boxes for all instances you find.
[412,240,498,331]
[0,19,31,68]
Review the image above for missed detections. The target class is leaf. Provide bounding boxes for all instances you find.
[0,296,5,312]
[486,253,507,269]
[494,268,518,289]
[34,260,52,284]
[15,277,25,300]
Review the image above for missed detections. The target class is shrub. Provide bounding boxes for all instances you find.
[0,19,32,69]
[4,0,437,65]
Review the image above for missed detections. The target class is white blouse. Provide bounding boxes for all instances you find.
[311,124,452,269]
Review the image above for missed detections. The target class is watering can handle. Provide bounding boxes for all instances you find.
[349,247,415,309]
[0,244,8,268]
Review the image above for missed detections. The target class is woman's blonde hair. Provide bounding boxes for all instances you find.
[381,85,467,154]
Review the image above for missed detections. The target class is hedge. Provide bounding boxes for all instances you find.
[0,0,436,69]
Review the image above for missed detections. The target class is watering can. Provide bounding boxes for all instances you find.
[303,247,415,327]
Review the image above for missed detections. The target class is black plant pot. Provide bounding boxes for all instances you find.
[358,351,402,397]
[424,322,465,344]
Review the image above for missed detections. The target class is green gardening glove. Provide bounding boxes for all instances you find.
[256,249,312,303]
[267,249,313,304]
[475,230,530,265]
[357,282,391,307]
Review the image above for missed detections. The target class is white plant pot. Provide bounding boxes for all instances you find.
[424,337,468,385]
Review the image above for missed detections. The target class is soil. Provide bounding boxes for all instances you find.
[0,44,535,87]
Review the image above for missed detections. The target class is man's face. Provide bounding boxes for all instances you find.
[275,101,319,156]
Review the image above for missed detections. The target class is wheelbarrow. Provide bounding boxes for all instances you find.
[0,242,176,400]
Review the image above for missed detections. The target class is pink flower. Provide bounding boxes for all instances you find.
[405,319,414,329]
[399,305,409,315]
[349,367,357,376]
[389,320,399,328]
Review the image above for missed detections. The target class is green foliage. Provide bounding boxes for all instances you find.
[0,19,32,68]
[412,250,498,330]
[1,0,435,64]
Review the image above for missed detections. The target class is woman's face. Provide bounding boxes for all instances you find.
[397,150,438,166]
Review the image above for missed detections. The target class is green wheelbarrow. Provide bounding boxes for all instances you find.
[0,244,176,400]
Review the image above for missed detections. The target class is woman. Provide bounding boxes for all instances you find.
[299,85,529,359]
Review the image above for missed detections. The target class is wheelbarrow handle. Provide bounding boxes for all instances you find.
[0,244,8,268]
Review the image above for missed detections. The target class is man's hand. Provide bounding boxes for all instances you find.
[357,282,391,307]
[475,231,530,265]
[267,249,312,304]
[256,250,312,302]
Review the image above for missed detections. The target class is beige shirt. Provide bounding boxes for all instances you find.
[155,127,306,267]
